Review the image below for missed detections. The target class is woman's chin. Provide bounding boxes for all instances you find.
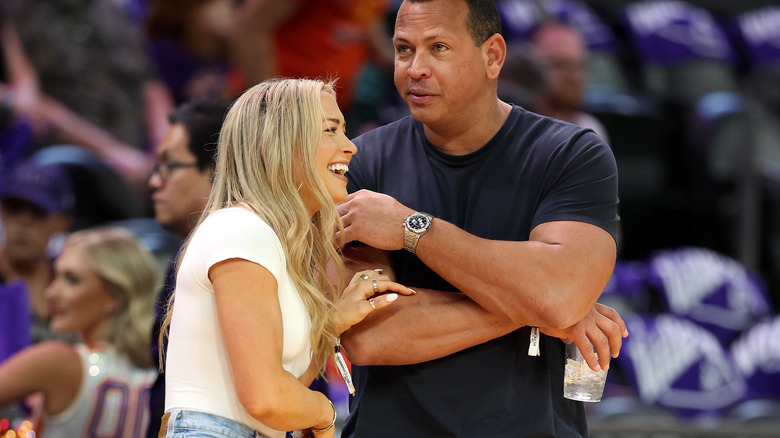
[329,190,348,205]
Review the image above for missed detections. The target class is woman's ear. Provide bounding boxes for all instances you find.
[106,296,119,316]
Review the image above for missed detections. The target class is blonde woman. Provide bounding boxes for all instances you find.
[159,78,413,438]
[0,227,159,437]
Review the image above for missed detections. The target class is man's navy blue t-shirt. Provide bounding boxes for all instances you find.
[342,105,619,437]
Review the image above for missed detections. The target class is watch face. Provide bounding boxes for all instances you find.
[406,214,430,233]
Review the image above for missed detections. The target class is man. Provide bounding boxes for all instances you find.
[0,160,73,345]
[337,0,626,436]
[146,97,229,438]
[531,22,610,142]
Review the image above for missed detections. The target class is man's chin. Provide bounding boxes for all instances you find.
[407,106,437,124]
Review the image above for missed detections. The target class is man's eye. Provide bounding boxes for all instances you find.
[64,273,80,285]
[433,43,447,52]
[396,45,411,54]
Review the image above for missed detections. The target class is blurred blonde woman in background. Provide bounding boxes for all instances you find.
[159,78,413,438]
[0,227,159,437]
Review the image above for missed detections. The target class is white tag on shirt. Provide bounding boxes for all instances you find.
[335,341,356,395]
[528,326,541,356]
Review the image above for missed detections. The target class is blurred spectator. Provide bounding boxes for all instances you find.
[498,42,549,112]
[228,0,395,134]
[145,97,229,438]
[0,227,158,438]
[0,0,172,187]
[144,0,234,106]
[531,22,611,142]
[0,160,74,345]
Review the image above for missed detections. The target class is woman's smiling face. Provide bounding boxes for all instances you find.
[300,91,357,215]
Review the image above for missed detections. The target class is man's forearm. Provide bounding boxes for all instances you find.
[336,243,623,367]
[340,287,518,365]
[413,219,616,329]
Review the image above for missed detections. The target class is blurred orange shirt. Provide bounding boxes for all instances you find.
[230,0,390,110]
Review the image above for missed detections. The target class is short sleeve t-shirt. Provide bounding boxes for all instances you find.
[165,207,312,438]
[342,105,619,437]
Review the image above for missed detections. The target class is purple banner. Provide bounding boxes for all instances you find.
[618,314,747,418]
[730,316,780,400]
[735,7,780,68]
[600,260,653,313]
[498,0,617,51]
[622,0,734,65]
[646,247,771,346]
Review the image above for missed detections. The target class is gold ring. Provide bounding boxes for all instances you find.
[372,279,379,294]
[368,297,376,310]
[360,274,369,280]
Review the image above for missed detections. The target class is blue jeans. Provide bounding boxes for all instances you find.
[161,410,272,438]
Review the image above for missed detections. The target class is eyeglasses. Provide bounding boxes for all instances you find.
[152,161,200,181]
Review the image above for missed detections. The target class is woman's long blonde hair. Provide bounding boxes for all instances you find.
[161,78,345,373]
[65,227,159,368]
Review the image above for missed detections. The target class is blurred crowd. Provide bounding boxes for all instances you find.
[1,0,779,436]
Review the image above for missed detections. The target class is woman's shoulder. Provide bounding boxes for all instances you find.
[192,207,282,258]
[205,205,265,224]
[19,341,81,365]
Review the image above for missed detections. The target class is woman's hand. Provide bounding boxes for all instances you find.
[331,269,415,336]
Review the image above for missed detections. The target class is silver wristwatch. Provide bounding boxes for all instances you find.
[403,212,434,254]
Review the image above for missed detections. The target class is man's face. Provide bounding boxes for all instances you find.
[393,0,489,127]
[534,26,588,110]
[1,199,64,264]
[148,123,213,237]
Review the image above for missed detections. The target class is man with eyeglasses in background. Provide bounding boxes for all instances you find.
[146,97,230,438]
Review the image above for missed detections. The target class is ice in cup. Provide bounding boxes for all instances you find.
[563,342,608,402]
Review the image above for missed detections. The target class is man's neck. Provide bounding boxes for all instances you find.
[423,100,513,156]
[1,254,53,318]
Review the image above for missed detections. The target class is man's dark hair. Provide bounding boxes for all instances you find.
[407,0,501,46]
[465,0,502,45]
[168,98,231,171]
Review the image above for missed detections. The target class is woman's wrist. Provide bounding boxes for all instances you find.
[331,307,349,337]
[311,396,336,433]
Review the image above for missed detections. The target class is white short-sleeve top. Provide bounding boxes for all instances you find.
[164,206,312,437]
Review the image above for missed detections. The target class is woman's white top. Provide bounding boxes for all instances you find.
[165,207,312,437]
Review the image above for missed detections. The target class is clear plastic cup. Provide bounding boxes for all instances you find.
[563,342,608,402]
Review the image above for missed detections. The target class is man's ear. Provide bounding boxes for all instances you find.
[484,33,507,80]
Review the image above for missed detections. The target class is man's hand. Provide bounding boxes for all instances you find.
[337,189,414,250]
[540,303,628,372]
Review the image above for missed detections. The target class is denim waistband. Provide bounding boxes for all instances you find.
[164,409,272,438]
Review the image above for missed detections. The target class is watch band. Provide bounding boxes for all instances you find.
[404,228,423,254]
